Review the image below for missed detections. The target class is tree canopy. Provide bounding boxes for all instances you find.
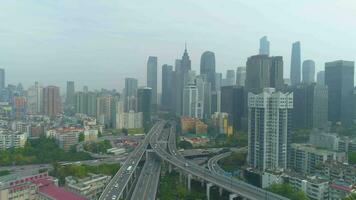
[267,183,308,200]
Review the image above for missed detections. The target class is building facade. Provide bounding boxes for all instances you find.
[248,88,293,171]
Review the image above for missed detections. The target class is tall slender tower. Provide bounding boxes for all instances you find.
[302,60,315,84]
[0,68,5,90]
[147,56,158,108]
[43,86,61,117]
[66,81,75,106]
[161,64,174,111]
[200,51,216,90]
[259,36,270,56]
[290,41,301,86]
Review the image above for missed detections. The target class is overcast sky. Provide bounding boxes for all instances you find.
[1,0,356,91]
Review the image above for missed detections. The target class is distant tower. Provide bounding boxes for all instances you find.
[316,71,325,85]
[259,36,270,56]
[0,68,4,90]
[161,64,174,111]
[200,51,216,90]
[124,78,138,112]
[290,41,301,86]
[236,67,246,86]
[66,81,75,106]
[147,56,158,108]
[137,87,152,130]
[43,86,61,117]
[302,60,315,84]
[325,60,354,126]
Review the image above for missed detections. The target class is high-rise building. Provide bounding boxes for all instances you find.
[124,78,138,112]
[236,67,246,86]
[27,82,43,114]
[182,84,200,118]
[325,60,355,126]
[317,71,325,85]
[147,56,158,107]
[302,60,315,84]
[214,73,222,92]
[248,88,293,171]
[221,86,245,131]
[66,81,75,106]
[259,36,270,56]
[0,68,5,90]
[42,86,61,117]
[87,92,97,117]
[292,83,328,129]
[245,55,284,93]
[75,91,88,114]
[83,86,89,93]
[173,45,192,115]
[200,51,216,90]
[137,87,152,129]
[12,96,27,119]
[290,41,301,86]
[96,95,114,127]
[161,64,174,111]
[226,69,236,86]
[196,75,211,119]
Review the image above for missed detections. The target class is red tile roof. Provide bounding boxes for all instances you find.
[39,184,87,200]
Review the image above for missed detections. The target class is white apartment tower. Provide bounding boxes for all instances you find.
[248,88,293,171]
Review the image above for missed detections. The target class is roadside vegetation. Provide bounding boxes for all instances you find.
[84,140,112,154]
[267,183,308,200]
[0,137,92,166]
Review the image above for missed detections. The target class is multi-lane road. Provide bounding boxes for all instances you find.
[130,153,161,200]
[150,122,289,200]
[99,121,165,200]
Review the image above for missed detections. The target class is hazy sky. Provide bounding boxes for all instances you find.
[1,0,356,91]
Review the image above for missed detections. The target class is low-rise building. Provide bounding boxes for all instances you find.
[317,161,356,185]
[46,127,83,151]
[282,172,329,200]
[84,129,98,142]
[211,112,234,136]
[0,129,27,150]
[181,117,208,134]
[329,180,356,200]
[116,111,143,129]
[289,143,346,174]
[65,173,110,200]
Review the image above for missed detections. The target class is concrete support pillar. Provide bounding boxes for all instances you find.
[229,194,238,200]
[201,180,204,187]
[179,171,183,182]
[168,164,172,173]
[206,183,213,200]
[219,187,223,196]
[187,174,192,191]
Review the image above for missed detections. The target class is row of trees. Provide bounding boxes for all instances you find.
[0,137,92,166]
[84,140,112,154]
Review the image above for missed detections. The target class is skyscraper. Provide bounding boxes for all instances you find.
[181,44,191,75]
[0,68,5,90]
[43,86,61,117]
[124,78,138,112]
[290,41,301,86]
[259,36,270,56]
[221,86,245,131]
[236,67,246,86]
[248,88,293,171]
[245,55,283,93]
[75,91,88,114]
[292,83,328,129]
[302,60,315,84]
[137,87,152,130]
[200,51,216,90]
[66,81,75,106]
[147,56,158,107]
[226,69,236,86]
[182,84,200,118]
[87,92,97,117]
[161,64,174,111]
[317,71,325,85]
[27,82,43,114]
[196,75,211,119]
[325,60,355,126]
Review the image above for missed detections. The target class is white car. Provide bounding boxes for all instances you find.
[112,195,117,200]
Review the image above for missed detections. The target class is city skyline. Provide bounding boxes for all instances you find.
[1,0,356,90]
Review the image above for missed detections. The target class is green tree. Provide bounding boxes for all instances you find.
[349,152,356,165]
[342,193,356,200]
[78,133,85,142]
[178,141,193,149]
[267,183,308,200]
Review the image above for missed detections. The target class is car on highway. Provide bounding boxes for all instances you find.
[184,163,189,167]
[111,195,117,200]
